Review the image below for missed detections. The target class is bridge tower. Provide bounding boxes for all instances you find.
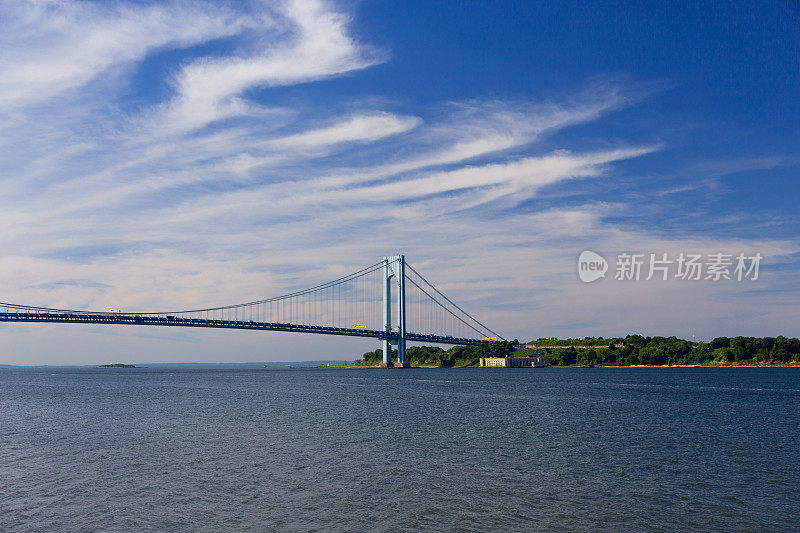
[382,254,408,367]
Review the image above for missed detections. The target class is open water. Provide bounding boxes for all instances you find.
[1,366,798,531]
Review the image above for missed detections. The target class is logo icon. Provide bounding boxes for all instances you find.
[578,250,608,283]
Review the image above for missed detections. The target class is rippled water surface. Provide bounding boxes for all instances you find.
[1,366,798,531]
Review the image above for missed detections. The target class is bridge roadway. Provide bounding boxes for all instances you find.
[0,311,493,347]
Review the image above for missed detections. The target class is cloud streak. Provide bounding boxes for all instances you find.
[0,0,258,110]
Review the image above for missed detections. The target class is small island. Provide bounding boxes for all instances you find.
[97,363,136,368]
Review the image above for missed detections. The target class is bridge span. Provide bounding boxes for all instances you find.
[0,255,505,365]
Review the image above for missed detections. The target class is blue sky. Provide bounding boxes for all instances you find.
[0,0,798,364]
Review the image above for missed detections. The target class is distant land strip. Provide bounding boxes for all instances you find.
[353,335,800,368]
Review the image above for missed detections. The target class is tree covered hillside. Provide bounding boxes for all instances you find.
[353,336,800,367]
[355,341,517,367]
[530,335,800,366]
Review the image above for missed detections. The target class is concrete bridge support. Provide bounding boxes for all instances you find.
[382,255,407,367]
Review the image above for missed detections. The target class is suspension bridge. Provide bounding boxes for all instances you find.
[0,255,504,367]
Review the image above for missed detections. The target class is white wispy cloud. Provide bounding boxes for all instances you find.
[0,0,258,110]
[151,0,383,135]
[265,112,420,151]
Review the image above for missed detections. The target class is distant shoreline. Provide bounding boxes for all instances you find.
[318,362,800,369]
[1,362,796,370]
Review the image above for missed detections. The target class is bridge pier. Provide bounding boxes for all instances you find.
[382,255,407,367]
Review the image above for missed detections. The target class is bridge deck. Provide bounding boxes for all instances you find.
[0,312,493,346]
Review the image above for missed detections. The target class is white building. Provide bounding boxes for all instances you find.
[479,357,547,368]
